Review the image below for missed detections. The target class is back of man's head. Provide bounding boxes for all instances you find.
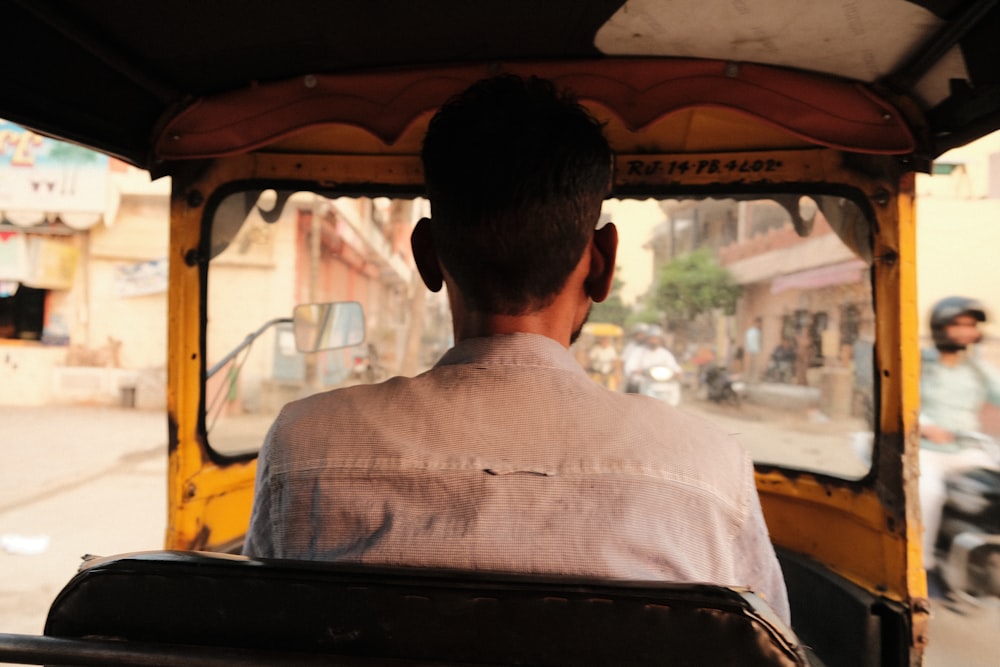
[421,74,613,315]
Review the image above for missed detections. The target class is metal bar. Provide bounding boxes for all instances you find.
[206,317,292,379]
[0,633,472,667]
[886,0,1000,92]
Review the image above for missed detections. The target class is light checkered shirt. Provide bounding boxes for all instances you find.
[244,333,790,624]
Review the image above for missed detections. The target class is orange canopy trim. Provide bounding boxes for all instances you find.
[154,59,915,161]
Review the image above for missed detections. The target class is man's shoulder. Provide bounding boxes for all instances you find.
[602,395,753,503]
[608,392,747,453]
[278,378,403,423]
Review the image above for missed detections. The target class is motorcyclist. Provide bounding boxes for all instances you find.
[587,336,620,389]
[918,296,1000,572]
[621,323,650,393]
[634,327,683,381]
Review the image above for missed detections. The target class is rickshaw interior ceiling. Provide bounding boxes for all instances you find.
[5,0,1000,168]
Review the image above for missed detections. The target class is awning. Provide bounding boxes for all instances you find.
[770,259,867,294]
[1,121,109,231]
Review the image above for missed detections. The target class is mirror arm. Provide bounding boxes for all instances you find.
[207,317,292,379]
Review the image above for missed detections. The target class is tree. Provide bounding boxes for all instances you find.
[48,141,101,196]
[652,248,741,321]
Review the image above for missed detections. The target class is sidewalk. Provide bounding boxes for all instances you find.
[0,405,168,635]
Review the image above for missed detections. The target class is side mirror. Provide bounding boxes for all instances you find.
[293,302,365,353]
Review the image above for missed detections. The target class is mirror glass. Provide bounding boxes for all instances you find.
[293,302,365,353]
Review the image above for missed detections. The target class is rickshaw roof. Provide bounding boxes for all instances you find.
[6,0,1000,170]
[583,323,626,338]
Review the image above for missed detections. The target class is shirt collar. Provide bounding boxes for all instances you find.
[435,333,584,373]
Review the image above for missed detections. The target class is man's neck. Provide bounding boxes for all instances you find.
[448,286,593,349]
[937,349,964,367]
[453,310,578,348]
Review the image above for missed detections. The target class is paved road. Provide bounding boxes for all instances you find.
[0,405,167,636]
[0,403,996,665]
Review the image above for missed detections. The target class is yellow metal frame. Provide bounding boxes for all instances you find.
[165,155,425,550]
[166,147,923,637]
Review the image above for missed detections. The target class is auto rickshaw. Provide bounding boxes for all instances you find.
[574,322,625,391]
[3,2,1000,665]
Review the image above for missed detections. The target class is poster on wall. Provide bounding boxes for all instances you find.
[114,259,168,297]
[23,237,80,290]
[0,121,109,228]
[0,231,28,281]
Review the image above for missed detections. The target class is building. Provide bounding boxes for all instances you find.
[915,129,1000,360]
[636,130,1000,419]
[644,194,872,418]
[0,122,422,407]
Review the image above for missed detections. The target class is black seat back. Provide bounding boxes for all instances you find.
[44,551,811,666]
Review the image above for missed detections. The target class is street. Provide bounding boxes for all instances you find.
[0,406,167,636]
[0,403,996,665]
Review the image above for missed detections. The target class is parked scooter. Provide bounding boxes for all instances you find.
[936,432,1000,603]
[351,343,384,383]
[763,338,797,383]
[637,365,682,408]
[702,365,747,407]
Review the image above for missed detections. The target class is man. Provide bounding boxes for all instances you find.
[621,324,649,392]
[635,328,684,378]
[794,325,811,386]
[631,327,685,407]
[243,74,790,623]
[744,317,762,382]
[587,335,619,388]
[918,296,1000,571]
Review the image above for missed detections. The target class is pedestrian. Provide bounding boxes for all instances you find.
[795,326,811,386]
[744,317,762,382]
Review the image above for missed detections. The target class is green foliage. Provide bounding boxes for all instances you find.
[625,306,661,329]
[589,293,629,327]
[588,270,630,326]
[652,248,742,320]
[48,142,100,163]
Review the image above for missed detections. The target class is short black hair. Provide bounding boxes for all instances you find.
[421,74,612,315]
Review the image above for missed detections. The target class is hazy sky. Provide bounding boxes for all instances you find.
[601,198,664,306]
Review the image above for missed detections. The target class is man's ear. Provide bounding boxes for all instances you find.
[410,217,443,292]
[586,222,618,302]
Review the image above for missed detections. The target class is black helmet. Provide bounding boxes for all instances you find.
[930,296,986,350]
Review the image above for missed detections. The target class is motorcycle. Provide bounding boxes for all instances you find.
[935,432,1000,603]
[636,365,682,408]
[702,364,747,407]
[351,342,384,383]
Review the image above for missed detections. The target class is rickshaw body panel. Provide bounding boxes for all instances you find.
[7,2,1000,664]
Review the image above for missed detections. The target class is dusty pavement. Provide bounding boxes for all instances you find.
[0,405,167,635]
[0,403,996,666]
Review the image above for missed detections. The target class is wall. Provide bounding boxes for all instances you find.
[0,344,66,405]
[87,191,170,371]
[916,130,1000,365]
